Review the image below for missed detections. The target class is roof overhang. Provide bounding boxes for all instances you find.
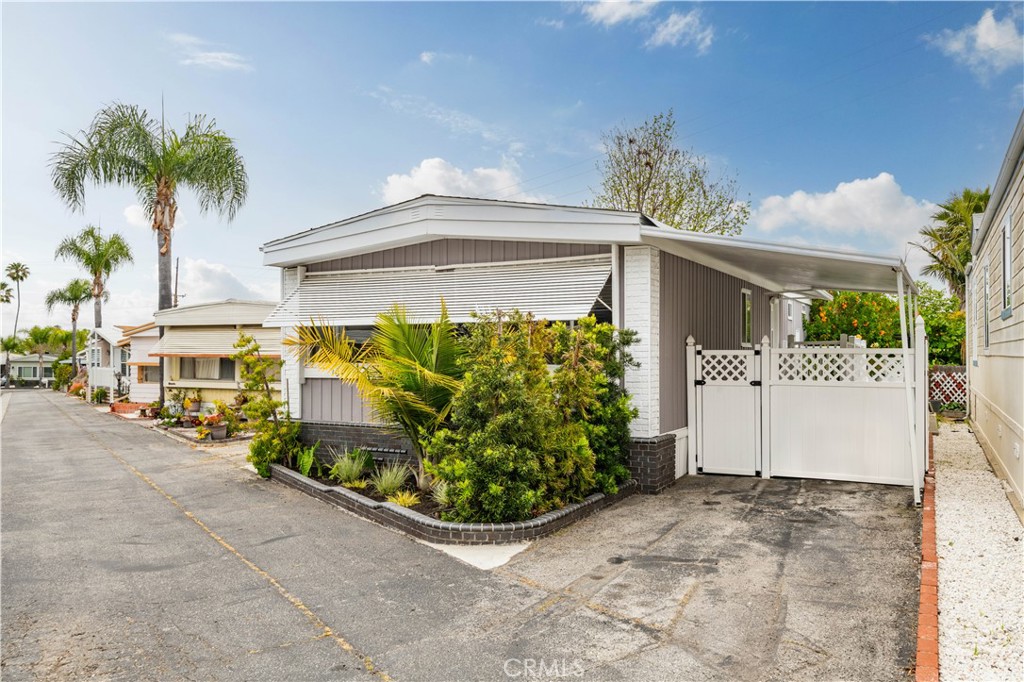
[640,227,917,295]
[973,109,1024,254]
[149,328,281,358]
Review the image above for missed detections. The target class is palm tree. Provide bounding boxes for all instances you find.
[913,188,990,309]
[5,260,29,333]
[22,326,58,387]
[44,280,92,375]
[285,303,464,490]
[55,225,133,329]
[0,281,12,305]
[50,103,248,402]
[1,336,20,383]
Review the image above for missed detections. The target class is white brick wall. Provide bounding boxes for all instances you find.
[623,245,660,438]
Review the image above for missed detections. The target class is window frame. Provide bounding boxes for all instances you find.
[740,288,753,348]
[1002,210,1013,317]
[984,263,991,350]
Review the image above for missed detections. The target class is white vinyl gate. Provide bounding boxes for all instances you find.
[687,318,928,500]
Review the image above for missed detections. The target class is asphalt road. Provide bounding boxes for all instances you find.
[1,390,919,681]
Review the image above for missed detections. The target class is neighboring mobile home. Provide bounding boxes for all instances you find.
[966,109,1024,510]
[85,328,124,400]
[151,300,281,410]
[5,353,58,387]
[262,195,928,498]
[116,321,160,405]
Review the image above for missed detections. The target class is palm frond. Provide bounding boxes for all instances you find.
[175,114,248,221]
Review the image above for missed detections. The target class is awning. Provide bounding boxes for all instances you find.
[149,328,281,358]
[264,255,612,327]
[641,227,917,295]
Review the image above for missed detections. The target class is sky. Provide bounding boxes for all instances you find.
[2,1,1023,335]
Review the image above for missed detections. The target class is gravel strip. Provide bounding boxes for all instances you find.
[934,421,1024,681]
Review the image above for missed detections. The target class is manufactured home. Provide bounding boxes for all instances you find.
[116,321,161,405]
[261,195,928,500]
[966,109,1024,511]
[85,328,124,401]
[5,353,58,387]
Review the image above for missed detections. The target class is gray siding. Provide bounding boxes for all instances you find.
[300,378,379,424]
[659,252,773,432]
[306,239,609,272]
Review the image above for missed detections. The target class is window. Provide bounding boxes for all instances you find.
[44,366,54,378]
[786,300,793,321]
[984,263,990,349]
[178,357,196,379]
[90,348,100,367]
[177,357,234,380]
[119,349,129,377]
[1002,211,1013,315]
[971,273,978,365]
[139,366,160,383]
[741,289,753,347]
[18,366,37,379]
[219,358,236,381]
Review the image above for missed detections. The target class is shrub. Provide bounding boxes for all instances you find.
[430,479,452,508]
[234,333,300,477]
[296,441,321,477]
[387,490,421,508]
[212,400,242,436]
[369,462,410,497]
[327,447,372,485]
[52,364,73,391]
[343,479,368,490]
[247,421,300,478]
[92,386,108,404]
[69,381,85,397]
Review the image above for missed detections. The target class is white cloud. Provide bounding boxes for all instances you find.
[177,258,275,304]
[420,51,437,65]
[925,8,1023,80]
[380,157,544,205]
[646,10,714,54]
[536,18,565,30]
[751,172,936,244]
[583,1,659,27]
[168,33,253,72]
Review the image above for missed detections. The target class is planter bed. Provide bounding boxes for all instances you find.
[155,424,254,445]
[270,463,637,545]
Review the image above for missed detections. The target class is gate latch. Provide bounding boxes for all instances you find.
[749,380,762,387]
[694,379,706,386]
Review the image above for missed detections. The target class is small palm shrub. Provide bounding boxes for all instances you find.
[327,447,373,485]
[387,490,421,508]
[92,386,109,404]
[369,462,410,497]
[296,441,321,477]
[430,479,452,508]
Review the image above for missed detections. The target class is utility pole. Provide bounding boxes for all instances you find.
[173,257,180,308]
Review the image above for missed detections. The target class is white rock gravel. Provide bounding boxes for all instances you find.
[934,422,1024,682]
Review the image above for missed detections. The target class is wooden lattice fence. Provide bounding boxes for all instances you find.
[929,365,966,406]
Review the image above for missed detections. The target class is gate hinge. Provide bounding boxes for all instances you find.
[754,349,761,356]
[694,379,706,386]
[755,470,762,477]
[696,349,703,356]
[750,380,762,386]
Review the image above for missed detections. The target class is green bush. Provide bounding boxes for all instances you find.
[327,447,372,485]
[234,333,301,477]
[92,386,108,404]
[247,421,300,478]
[52,364,73,391]
[369,462,410,497]
[296,441,321,477]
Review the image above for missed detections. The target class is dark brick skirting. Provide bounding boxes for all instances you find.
[269,464,638,545]
[628,433,676,494]
[300,421,416,465]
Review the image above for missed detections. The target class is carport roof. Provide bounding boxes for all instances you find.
[640,225,917,295]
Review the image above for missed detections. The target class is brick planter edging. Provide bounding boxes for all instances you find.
[269,463,637,545]
[110,402,148,414]
[916,434,939,682]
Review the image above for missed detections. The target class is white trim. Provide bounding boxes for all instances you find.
[740,288,753,348]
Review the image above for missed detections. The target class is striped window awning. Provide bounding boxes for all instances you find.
[263,255,613,328]
[148,328,281,358]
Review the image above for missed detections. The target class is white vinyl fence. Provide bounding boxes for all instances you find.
[688,316,928,502]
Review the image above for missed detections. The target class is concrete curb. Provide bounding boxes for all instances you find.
[270,463,638,545]
[916,432,939,682]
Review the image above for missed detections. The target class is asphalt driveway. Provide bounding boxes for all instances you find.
[1,390,919,681]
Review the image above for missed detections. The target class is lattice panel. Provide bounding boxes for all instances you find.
[701,352,751,383]
[929,368,966,405]
[774,351,905,383]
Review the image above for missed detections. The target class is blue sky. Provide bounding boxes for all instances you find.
[3,1,1023,332]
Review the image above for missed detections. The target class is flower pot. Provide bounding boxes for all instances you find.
[209,423,228,440]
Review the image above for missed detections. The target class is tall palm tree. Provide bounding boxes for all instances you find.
[0,281,11,304]
[54,225,133,329]
[1,336,20,383]
[285,303,464,490]
[5,261,29,332]
[44,280,92,376]
[913,188,990,309]
[50,103,248,402]
[22,326,59,387]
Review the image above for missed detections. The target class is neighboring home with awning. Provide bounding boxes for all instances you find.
[116,321,160,405]
[5,353,59,387]
[151,300,280,410]
[261,194,925,498]
[85,328,125,401]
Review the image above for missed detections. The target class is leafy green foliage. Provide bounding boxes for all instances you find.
[327,447,372,484]
[913,187,990,308]
[369,462,411,497]
[805,292,901,347]
[427,311,640,523]
[52,364,73,391]
[592,109,749,235]
[296,441,321,478]
[92,386,108,404]
[54,224,133,328]
[386,490,421,508]
[233,332,297,477]
[430,479,452,508]
[211,400,242,436]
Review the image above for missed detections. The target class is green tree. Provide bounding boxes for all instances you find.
[913,187,990,309]
[914,281,966,365]
[5,262,29,378]
[54,225,134,328]
[804,292,901,347]
[591,109,749,235]
[233,332,298,477]
[50,103,248,401]
[285,303,464,490]
[0,281,12,305]
[44,279,92,375]
[21,326,59,385]
[2,336,20,381]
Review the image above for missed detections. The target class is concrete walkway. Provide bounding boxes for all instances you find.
[2,390,920,681]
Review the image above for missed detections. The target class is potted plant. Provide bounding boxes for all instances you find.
[206,413,228,440]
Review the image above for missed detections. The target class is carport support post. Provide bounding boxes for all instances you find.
[898,275,921,505]
[915,315,928,485]
[686,336,697,475]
